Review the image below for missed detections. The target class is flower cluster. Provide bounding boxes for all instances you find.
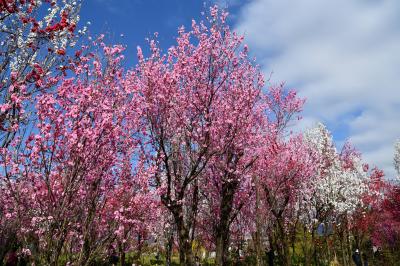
[0,0,82,147]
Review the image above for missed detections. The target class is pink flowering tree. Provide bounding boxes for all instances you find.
[131,7,263,265]
[103,159,159,265]
[255,85,316,266]
[0,1,84,260]
[0,40,154,264]
[0,0,83,148]
[372,184,400,252]
[193,12,265,266]
[257,134,316,266]
[132,6,265,265]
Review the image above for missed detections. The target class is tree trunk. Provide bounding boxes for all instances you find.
[276,220,291,266]
[325,234,331,262]
[215,181,237,266]
[340,232,347,266]
[165,231,174,266]
[78,237,91,266]
[78,182,100,266]
[136,234,142,261]
[215,226,230,266]
[303,226,311,266]
[254,175,263,266]
[118,241,125,266]
[282,236,291,266]
[176,216,193,265]
[311,227,318,266]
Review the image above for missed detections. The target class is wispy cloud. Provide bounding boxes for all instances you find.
[213,0,243,8]
[235,0,400,177]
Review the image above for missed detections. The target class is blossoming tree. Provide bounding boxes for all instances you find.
[0,41,156,265]
[132,6,264,265]
[0,0,82,147]
[395,140,400,177]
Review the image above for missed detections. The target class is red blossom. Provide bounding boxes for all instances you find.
[56,49,66,56]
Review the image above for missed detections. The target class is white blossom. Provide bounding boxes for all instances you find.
[395,140,400,177]
[304,123,370,224]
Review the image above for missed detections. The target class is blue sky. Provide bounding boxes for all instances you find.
[80,0,400,177]
[81,1,199,58]
[80,0,246,63]
[80,1,216,63]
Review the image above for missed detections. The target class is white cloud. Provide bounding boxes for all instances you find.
[213,0,243,8]
[235,0,400,177]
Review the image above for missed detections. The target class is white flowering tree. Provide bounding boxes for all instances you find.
[395,140,400,177]
[305,123,370,219]
[304,123,371,263]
